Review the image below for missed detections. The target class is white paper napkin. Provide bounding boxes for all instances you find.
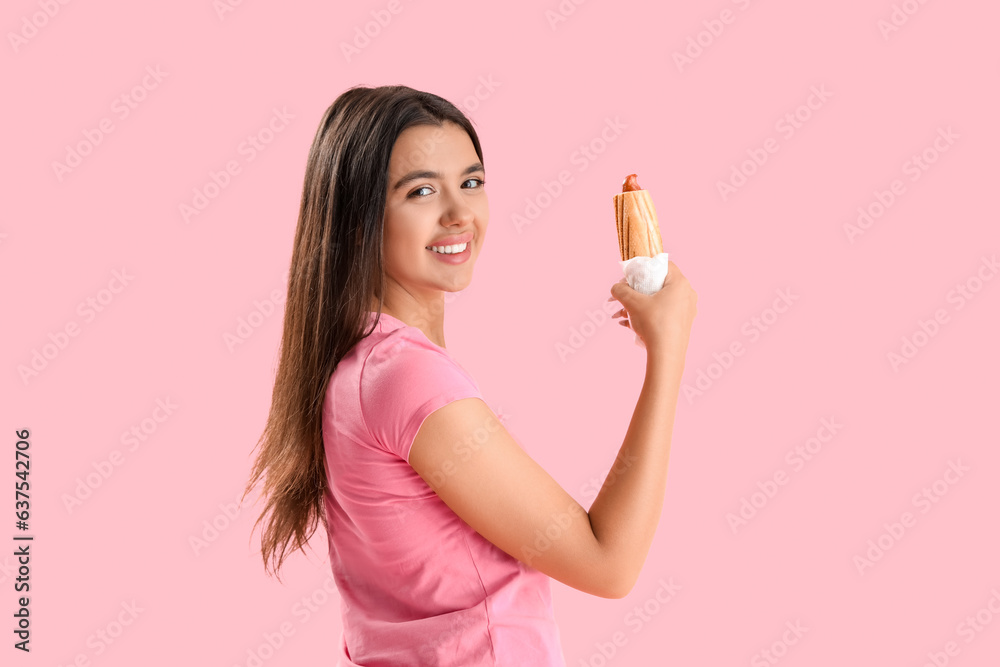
[619,252,669,348]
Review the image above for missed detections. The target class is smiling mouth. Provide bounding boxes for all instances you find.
[426,242,470,254]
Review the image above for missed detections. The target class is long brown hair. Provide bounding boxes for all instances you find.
[242,85,485,581]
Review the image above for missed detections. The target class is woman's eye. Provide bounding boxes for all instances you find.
[408,179,484,198]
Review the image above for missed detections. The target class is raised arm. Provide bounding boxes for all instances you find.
[408,261,697,598]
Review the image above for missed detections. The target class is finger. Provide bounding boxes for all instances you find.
[664,260,684,283]
[611,280,633,302]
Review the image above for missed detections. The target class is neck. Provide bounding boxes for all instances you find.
[371,289,447,349]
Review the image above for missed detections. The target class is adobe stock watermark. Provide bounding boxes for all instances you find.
[375,117,472,191]
[239,571,376,666]
[393,402,510,524]
[233,573,349,666]
[750,620,808,667]
[514,452,634,568]
[453,75,501,116]
[726,417,844,534]
[917,588,1000,667]
[55,600,144,666]
[340,0,407,63]
[672,0,759,73]
[188,488,246,556]
[555,297,623,362]
[234,621,296,667]
[213,0,248,21]
[578,577,682,666]
[7,0,72,54]
[51,65,168,182]
[179,107,293,223]
[544,0,588,31]
[852,459,970,575]
[422,406,506,491]
[61,397,179,513]
[877,0,933,40]
[511,116,628,234]
[373,291,464,368]
[579,452,639,504]
[17,268,135,386]
[224,287,286,352]
[388,288,462,339]
[395,124,447,175]
[415,615,478,664]
[843,126,958,243]
[886,254,997,372]
[290,575,340,625]
[520,502,589,567]
[716,85,833,202]
[682,287,799,404]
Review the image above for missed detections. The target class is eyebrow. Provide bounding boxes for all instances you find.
[391,162,485,192]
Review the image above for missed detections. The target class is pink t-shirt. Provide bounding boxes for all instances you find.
[322,311,565,666]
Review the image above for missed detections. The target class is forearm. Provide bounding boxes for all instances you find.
[587,341,687,593]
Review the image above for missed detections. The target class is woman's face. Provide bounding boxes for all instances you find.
[382,121,488,299]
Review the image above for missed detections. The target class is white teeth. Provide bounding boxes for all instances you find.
[428,242,468,254]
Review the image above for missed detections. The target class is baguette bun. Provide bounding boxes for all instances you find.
[614,187,662,261]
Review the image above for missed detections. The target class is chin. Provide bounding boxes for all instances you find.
[444,270,474,291]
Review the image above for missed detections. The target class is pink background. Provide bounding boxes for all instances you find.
[4,1,999,665]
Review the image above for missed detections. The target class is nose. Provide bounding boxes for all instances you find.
[441,188,476,227]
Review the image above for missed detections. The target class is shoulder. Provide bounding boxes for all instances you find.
[359,326,482,458]
[363,326,472,385]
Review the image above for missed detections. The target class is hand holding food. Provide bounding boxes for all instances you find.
[611,173,689,349]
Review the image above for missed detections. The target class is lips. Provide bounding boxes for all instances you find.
[425,232,473,248]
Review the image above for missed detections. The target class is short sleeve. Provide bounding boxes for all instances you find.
[359,331,483,462]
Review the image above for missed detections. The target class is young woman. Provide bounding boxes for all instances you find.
[243,85,697,666]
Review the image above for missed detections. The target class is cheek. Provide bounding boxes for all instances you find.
[381,221,402,272]
[385,224,424,268]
